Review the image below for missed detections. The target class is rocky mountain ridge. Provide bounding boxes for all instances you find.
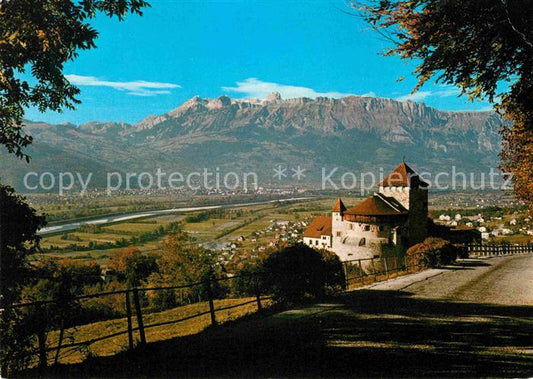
[0,93,503,190]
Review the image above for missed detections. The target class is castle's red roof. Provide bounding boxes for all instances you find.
[303,216,332,238]
[332,197,347,213]
[378,162,429,188]
[345,194,408,217]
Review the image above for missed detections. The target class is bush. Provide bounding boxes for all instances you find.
[406,238,459,268]
[81,301,123,323]
[231,262,263,297]
[260,243,345,304]
[151,289,178,311]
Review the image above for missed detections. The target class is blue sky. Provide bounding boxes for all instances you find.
[25,0,493,125]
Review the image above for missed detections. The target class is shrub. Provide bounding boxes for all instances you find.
[81,301,123,323]
[260,243,345,304]
[151,289,178,311]
[406,238,459,268]
[319,249,346,295]
[231,262,263,297]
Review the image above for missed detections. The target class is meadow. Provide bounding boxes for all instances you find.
[41,296,272,365]
[34,192,531,267]
[34,197,357,265]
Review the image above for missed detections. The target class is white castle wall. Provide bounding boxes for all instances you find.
[330,218,392,261]
[379,186,410,209]
[303,235,331,249]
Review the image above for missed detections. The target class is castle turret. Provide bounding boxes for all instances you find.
[332,197,347,214]
[331,197,347,238]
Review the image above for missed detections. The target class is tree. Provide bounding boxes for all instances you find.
[358,0,533,208]
[20,259,102,369]
[148,232,227,306]
[0,184,45,374]
[107,247,158,286]
[0,184,46,305]
[0,0,149,160]
[0,3,150,373]
[156,232,216,286]
[260,243,345,304]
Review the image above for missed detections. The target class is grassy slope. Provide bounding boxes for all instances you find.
[47,297,270,365]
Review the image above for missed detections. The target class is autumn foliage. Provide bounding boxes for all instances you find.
[0,0,150,160]
[406,237,459,268]
[358,0,533,209]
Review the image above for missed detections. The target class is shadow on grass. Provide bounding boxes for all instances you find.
[24,288,533,378]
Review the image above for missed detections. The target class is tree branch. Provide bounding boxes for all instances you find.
[500,0,533,49]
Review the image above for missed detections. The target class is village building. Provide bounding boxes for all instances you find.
[303,162,429,261]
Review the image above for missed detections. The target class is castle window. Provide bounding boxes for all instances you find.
[315,240,318,246]
[364,225,370,231]
[336,231,341,237]
[359,238,366,246]
[378,225,384,232]
[349,223,353,230]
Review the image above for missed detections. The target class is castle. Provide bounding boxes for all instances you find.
[303,162,428,261]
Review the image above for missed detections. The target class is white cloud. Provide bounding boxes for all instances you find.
[65,74,181,96]
[222,78,358,99]
[473,105,496,112]
[396,86,462,102]
[396,91,432,102]
[361,91,377,97]
[434,87,462,97]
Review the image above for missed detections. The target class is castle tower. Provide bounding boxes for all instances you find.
[378,162,428,245]
[331,197,347,236]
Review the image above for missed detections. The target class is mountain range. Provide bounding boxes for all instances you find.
[0,93,504,191]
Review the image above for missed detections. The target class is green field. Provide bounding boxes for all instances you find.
[35,193,531,266]
[34,197,354,264]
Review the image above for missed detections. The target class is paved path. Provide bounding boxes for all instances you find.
[363,254,533,305]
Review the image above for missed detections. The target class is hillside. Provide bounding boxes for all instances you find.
[0,94,503,191]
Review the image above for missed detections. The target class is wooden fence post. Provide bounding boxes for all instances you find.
[53,319,65,365]
[37,328,47,370]
[343,262,349,289]
[384,257,389,280]
[371,258,377,282]
[206,278,217,326]
[132,287,146,346]
[34,303,48,370]
[256,287,262,313]
[125,290,134,350]
[358,259,364,285]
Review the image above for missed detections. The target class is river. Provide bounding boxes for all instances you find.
[38,197,314,235]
